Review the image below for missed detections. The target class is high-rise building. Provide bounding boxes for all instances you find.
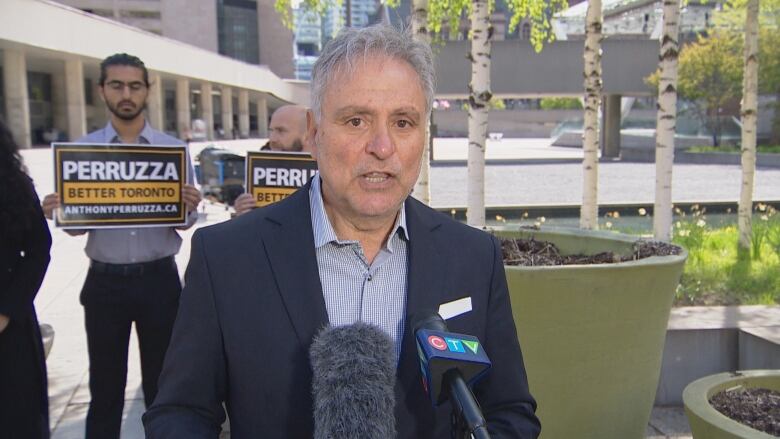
[293,8,322,80]
[322,0,381,42]
[218,0,260,64]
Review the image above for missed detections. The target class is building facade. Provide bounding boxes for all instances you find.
[54,0,295,78]
[0,0,309,147]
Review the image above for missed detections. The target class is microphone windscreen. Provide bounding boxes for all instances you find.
[310,322,397,439]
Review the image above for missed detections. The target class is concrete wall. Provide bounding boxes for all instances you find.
[161,0,218,52]
[655,329,739,406]
[740,328,780,370]
[655,306,780,406]
[435,38,659,97]
[256,0,294,79]
[433,109,583,137]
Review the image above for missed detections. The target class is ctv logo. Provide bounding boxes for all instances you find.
[427,335,480,354]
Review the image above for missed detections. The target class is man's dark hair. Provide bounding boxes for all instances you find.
[99,53,149,86]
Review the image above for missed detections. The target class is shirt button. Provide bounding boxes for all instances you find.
[130,231,136,236]
[130,258,137,263]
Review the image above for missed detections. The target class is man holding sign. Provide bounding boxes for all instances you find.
[233,104,311,215]
[41,53,201,439]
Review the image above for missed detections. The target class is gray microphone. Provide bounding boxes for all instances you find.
[309,322,397,439]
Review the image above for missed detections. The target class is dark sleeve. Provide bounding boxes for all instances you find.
[0,186,52,319]
[142,230,227,439]
[475,235,541,439]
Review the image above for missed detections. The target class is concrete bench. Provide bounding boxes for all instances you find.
[654,305,780,406]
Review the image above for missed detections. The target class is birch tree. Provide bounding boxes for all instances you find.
[580,0,602,230]
[411,0,432,205]
[653,0,682,242]
[465,0,492,227]
[428,0,567,227]
[737,0,760,252]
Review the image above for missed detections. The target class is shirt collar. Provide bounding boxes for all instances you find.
[104,120,152,144]
[309,173,409,249]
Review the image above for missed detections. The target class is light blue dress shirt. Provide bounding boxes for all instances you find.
[76,121,196,264]
[309,174,409,358]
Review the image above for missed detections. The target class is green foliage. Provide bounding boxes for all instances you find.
[751,204,779,260]
[490,96,506,110]
[427,0,474,38]
[672,206,780,305]
[274,0,336,29]
[713,0,780,31]
[427,0,568,52]
[645,31,743,146]
[505,0,568,52]
[461,97,507,110]
[539,97,582,110]
[687,144,780,153]
[672,205,709,263]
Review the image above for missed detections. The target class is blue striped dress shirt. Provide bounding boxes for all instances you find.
[309,174,409,359]
[77,121,196,263]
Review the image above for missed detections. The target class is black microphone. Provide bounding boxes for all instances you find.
[413,312,492,439]
[309,322,397,439]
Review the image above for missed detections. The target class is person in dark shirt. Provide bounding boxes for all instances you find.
[0,118,52,439]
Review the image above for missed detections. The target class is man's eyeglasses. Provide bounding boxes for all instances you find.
[105,80,147,92]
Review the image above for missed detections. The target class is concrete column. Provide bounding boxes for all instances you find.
[602,94,622,158]
[200,82,214,140]
[221,86,233,139]
[51,71,68,135]
[3,49,31,148]
[175,78,190,140]
[257,94,268,137]
[146,72,164,131]
[64,58,87,140]
[238,89,250,138]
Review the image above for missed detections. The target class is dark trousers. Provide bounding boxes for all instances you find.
[80,257,181,439]
[0,312,49,439]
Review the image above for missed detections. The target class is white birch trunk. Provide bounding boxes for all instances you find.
[652,0,681,242]
[466,0,491,227]
[738,0,760,251]
[580,0,603,229]
[411,0,432,205]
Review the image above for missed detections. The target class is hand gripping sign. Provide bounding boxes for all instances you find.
[245,151,318,207]
[53,143,188,228]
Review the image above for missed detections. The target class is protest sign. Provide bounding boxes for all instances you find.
[53,143,187,228]
[245,151,317,207]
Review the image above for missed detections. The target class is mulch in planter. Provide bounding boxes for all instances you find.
[500,236,682,267]
[710,386,780,436]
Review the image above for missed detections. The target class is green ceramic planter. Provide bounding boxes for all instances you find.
[684,370,780,439]
[493,226,687,439]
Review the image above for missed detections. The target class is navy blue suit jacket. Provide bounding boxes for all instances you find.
[143,184,540,438]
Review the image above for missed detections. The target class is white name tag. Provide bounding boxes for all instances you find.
[438,297,472,320]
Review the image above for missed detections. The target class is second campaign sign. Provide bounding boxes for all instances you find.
[53,143,187,228]
[246,151,317,207]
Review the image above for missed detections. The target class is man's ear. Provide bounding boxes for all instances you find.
[306,109,318,156]
[97,85,107,104]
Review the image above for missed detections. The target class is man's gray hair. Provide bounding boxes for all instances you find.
[310,24,435,122]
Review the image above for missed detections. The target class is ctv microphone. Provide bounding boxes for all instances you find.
[413,312,492,439]
[309,322,397,439]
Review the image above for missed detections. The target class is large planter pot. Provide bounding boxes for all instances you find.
[684,370,780,439]
[493,226,687,439]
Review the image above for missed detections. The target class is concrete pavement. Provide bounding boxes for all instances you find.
[23,138,780,438]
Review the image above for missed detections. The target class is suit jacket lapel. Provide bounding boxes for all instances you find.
[258,185,329,347]
[397,198,446,394]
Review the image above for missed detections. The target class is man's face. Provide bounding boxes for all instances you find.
[99,65,148,122]
[309,55,427,224]
[269,108,305,152]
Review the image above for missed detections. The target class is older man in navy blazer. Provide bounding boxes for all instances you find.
[143,24,540,438]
